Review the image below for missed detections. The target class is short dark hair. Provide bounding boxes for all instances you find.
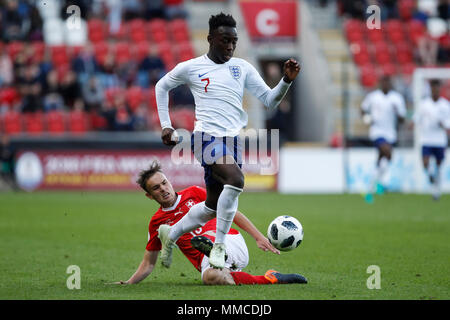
[136,160,163,192]
[430,79,441,86]
[209,12,236,34]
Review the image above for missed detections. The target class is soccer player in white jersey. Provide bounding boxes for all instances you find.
[361,75,407,202]
[413,79,450,201]
[154,13,300,269]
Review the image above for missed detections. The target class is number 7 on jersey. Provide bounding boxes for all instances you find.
[201,78,210,92]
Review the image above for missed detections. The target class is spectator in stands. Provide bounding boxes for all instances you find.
[71,43,99,77]
[42,70,65,112]
[418,33,439,66]
[107,95,134,131]
[164,0,188,20]
[137,46,166,87]
[18,63,43,113]
[28,3,43,41]
[98,52,121,88]
[1,0,31,42]
[106,0,123,35]
[0,47,13,86]
[132,103,149,131]
[143,0,166,20]
[60,70,81,109]
[171,85,194,108]
[266,100,291,145]
[122,0,143,21]
[82,75,104,112]
[380,0,399,20]
[437,0,449,20]
[339,0,367,20]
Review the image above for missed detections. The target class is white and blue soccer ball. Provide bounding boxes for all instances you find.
[267,215,304,251]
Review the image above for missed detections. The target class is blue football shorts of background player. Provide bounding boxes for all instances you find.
[373,137,393,148]
[422,146,445,162]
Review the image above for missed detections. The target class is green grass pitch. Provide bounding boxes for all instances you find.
[0,191,448,300]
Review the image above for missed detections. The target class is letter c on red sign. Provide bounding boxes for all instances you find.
[255,9,280,36]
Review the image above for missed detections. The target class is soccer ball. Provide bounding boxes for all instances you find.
[267,215,303,251]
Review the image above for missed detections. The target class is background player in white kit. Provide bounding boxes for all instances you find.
[154,13,300,269]
[361,75,407,203]
[413,79,450,201]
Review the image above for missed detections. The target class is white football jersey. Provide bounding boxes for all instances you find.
[414,96,450,147]
[156,54,291,137]
[361,89,407,143]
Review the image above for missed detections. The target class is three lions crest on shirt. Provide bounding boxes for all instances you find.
[229,66,241,79]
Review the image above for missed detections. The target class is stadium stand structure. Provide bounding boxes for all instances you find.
[0,0,196,136]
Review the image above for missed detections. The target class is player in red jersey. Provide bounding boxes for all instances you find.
[107,160,307,285]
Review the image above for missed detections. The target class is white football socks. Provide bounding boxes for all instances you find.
[215,184,243,244]
[168,201,216,241]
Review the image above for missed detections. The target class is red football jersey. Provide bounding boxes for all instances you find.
[146,186,239,272]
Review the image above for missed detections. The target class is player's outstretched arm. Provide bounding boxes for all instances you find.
[233,211,280,255]
[106,250,158,285]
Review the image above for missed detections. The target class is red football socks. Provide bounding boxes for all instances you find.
[230,271,271,285]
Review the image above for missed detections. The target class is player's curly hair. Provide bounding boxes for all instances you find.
[209,12,236,33]
[136,160,163,192]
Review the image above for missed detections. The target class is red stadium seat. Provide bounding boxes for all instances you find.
[109,23,128,40]
[50,45,69,67]
[46,110,66,134]
[31,41,46,63]
[399,0,415,20]
[7,41,24,60]
[152,29,169,43]
[93,41,109,65]
[2,110,22,135]
[343,19,364,35]
[23,112,44,135]
[367,29,384,42]
[128,19,148,42]
[134,41,151,62]
[90,111,108,130]
[394,42,414,64]
[147,86,157,111]
[380,63,396,76]
[175,41,195,62]
[360,65,379,88]
[172,108,195,131]
[128,19,146,33]
[148,18,167,34]
[69,110,90,134]
[114,42,131,65]
[88,19,106,43]
[126,86,147,111]
[375,51,391,65]
[169,19,189,34]
[105,87,125,104]
[0,87,20,107]
[346,30,365,43]
[399,63,416,76]
[353,51,371,66]
[386,30,405,43]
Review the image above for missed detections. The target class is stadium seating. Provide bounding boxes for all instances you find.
[24,112,44,135]
[68,110,90,134]
[2,111,22,135]
[0,7,196,135]
[46,110,66,134]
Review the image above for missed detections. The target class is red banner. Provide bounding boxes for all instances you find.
[14,150,277,191]
[240,1,298,39]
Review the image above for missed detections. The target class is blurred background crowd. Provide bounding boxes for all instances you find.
[0,0,195,134]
